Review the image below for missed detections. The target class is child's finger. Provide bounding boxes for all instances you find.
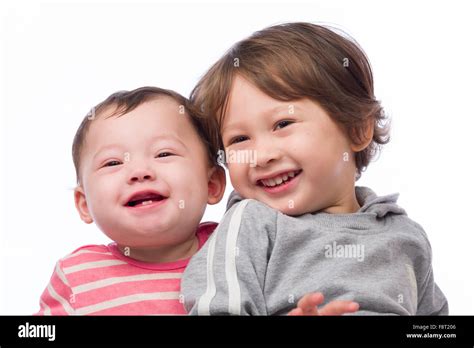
[296,292,324,312]
[287,307,304,316]
[319,301,359,316]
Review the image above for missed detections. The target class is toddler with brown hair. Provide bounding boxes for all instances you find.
[182,23,448,315]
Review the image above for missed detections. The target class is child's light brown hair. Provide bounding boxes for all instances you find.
[72,86,219,184]
[190,22,390,179]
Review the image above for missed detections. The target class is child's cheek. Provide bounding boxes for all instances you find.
[228,163,248,189]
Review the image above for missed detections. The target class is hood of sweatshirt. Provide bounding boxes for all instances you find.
[226,186,406,218]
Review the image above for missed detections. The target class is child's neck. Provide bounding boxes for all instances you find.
[116,236,199,264]
[322,188,361,214]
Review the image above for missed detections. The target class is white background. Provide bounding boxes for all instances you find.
[1,0,473,315]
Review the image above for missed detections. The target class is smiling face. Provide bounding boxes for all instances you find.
[75,97,223,250]
[222,75,362,216]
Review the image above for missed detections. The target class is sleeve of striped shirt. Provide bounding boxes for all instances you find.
[36,260,76,315]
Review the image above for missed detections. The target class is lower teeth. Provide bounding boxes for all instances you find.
[141,200,153,206]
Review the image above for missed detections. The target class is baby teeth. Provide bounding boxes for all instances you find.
[141,200,153,206]
[261,170,298,187]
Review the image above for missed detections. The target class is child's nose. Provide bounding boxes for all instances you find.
[255,139,283,167]
[127,167,156,184]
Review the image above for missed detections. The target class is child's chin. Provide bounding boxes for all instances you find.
[280,207,304,216]
[262,198,309,216]
[262,200,291,215]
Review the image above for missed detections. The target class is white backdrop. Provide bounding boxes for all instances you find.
[1,0,473,315]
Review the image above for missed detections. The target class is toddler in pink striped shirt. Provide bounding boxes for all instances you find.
[36,87,226,315]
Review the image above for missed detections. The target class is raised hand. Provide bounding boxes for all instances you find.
[287,292,359,316]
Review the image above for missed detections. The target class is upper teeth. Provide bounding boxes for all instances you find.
[141,200,153,206]
[260,170,298,187]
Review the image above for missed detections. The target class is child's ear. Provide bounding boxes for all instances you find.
[350,119,375,152]
[74,186,93,224]
[207,166,226,205]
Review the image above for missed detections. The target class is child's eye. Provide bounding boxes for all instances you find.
[229,136,249,145]
[274,120,294,130]
[156,152,174,158]
[103,160,122,167]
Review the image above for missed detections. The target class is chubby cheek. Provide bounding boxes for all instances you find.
[228,163,252,195]
[168,162,208,210]
[294,126,346,171]
[84,177,119,216]
[304,145,348,191]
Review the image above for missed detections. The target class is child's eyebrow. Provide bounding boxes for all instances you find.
[92,144,123,161]
[92,135,188,161]
[150,134,188,150]
[222,105,304,133]
[222,122,245,133]
[266,104,304,116]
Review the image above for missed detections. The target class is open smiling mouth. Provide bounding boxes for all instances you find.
[125,191,167,207]
[256,169,302,188]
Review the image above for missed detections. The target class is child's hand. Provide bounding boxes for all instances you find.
[287,292,359,316]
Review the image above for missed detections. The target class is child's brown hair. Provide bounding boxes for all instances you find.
[190,22,390,178]
[72,86,219,184]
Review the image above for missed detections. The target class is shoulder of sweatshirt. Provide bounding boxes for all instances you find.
[226,198,278,222]
[221,198,279,240]
[386,213,434,259]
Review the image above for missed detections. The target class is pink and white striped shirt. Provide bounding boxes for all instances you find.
[36,222,216,315]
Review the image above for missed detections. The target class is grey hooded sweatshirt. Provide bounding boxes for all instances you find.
[182,186,448,315]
